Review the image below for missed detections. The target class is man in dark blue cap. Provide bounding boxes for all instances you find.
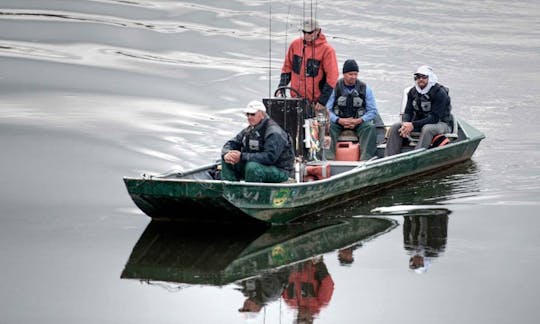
[325,59,379,161]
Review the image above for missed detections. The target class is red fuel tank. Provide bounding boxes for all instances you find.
[335,141,360,161]
[304,163,331,181]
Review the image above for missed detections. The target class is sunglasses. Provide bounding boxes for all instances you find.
[245,112,256,117]
[302,30,316,34]
[414,74,428,80]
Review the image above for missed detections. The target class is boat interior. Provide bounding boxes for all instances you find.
[264,97,463,178]
[152,96,464,183]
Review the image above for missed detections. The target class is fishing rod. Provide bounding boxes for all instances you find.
[304,0,318,107]
[268,0,318,101]
[268,0,272,98]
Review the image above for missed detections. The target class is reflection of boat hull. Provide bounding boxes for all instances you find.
[123,118,484,224]
[121,217,397,286]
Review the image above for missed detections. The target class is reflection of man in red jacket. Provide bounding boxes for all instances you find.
[282,258,335,323]
[278,18,339,112]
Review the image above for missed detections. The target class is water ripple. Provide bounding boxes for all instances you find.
[0,41,79,60]
[0,8,277,37]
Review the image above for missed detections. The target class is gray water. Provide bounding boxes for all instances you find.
[1,1,539,323]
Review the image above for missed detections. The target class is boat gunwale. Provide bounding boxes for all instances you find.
[123,140,470,188]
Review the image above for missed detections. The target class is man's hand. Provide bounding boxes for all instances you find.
[314,102,326,112]
[338,117,362,129]
[224,150,241,164]
[323,135,331,149]
[399,122,413,137]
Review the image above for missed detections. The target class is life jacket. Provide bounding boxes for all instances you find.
[332,79,367,118]
[410,83,452,124]
[241,118,295,172]
[429,134,450,148]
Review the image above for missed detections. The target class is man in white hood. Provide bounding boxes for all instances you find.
[384,65,453,156]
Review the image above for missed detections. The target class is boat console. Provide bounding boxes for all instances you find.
[263,97,316,160]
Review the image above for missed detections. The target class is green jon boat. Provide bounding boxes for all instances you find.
[123,97,485,224]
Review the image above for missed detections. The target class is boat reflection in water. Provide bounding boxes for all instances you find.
[315,162,472,275]
[402,208,450,274]
[236,255,335,323]
[121,216,397,319]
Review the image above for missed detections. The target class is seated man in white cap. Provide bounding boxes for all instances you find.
[384,65,453,156]
[221,100,295,182]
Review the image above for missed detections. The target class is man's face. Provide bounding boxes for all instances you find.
[343,71,358,86]
[246,110,264,127]
[302,29,319,42]
[414,73,429,89]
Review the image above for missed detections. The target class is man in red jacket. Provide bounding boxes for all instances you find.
[278,18,339,112]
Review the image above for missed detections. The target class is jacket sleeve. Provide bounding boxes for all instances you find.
[315,262,334,305]
[317,46,339,105]
[325,90,339,123]
[402,88,415,123]
[279,72,291,87]
[221,131,244,157]
[314,262,330,281]
[278,41,296,92]
[318,83,334,106]
[362,85,379,123]
[280,40,296,74]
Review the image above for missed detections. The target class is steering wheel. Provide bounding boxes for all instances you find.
[274,86,303,98]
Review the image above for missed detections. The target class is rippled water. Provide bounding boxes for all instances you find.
[1,1,539,323]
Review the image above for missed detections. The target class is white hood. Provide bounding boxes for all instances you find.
[415,65,438,95]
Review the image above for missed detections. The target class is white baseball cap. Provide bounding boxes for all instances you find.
[243,100,266,114]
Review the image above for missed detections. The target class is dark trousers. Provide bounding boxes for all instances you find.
[385,121,451,156]
[329,121,377,161]
[221,160,290,183]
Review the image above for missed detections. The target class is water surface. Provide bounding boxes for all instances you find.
[1,1,539,323]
